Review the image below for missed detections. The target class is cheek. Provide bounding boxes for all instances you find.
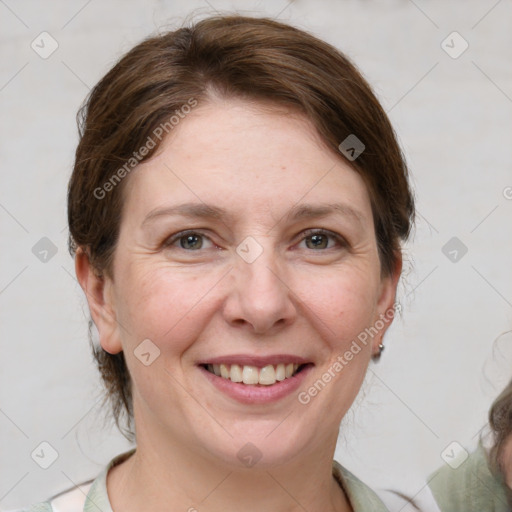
[114,265,225,412]
[293,274,377,424]
[298,269,379,346]
[503,438,512,487]
[114,263,222,351]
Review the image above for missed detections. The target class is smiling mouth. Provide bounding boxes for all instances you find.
[201,363,309,386]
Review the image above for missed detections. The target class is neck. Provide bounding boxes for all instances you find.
[107,419,352,512]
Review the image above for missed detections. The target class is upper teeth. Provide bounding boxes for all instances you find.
[206,363,300,386]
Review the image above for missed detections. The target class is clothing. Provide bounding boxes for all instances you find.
[20,450,389,512]
[428,442,511,512]
[377,443,511,512]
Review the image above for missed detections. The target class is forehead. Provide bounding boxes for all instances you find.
[122,99,372,224]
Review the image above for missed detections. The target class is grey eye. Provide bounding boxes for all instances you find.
[305,233,330,249]
[179,234,204,250]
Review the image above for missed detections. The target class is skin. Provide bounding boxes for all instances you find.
[76,97,401,512]
[502,434,512,488]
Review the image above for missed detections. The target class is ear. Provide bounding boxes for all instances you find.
[372,253,403,356]
[75,248,123,355]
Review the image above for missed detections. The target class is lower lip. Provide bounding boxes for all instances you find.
[199,365,313,404]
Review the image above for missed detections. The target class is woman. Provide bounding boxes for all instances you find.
[428,378,512,511]
[489,378,512,501]
[24,14,413,512]
[380,378,512,511]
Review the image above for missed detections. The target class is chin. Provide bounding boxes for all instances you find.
[197,424,312,470]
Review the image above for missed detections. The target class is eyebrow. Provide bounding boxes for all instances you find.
[285,203,366,226]
[142,203,231,227]
[141,201,366,227]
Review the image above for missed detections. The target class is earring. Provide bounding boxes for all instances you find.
[372,343,385,361]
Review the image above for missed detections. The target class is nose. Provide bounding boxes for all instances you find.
[222,247,297,335]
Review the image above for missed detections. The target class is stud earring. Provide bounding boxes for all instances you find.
[372,343,385,361]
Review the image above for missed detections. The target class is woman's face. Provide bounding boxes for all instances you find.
[83,98,400,468]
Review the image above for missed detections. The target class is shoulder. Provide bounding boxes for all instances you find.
[332,460,390,512]
[14,504,53,512]
[18,449,135,512]
[16,480,93,512]
[428,443,510,512]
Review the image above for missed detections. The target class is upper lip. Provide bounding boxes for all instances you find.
[197,354,312,367]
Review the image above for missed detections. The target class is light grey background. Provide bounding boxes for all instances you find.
[1,0,511,509]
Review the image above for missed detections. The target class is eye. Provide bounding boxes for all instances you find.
[164,230,215,251]
[298,229,346,250]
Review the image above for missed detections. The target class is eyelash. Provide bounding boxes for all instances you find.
[163,229,347,251]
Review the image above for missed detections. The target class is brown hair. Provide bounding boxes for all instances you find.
[68,14,415,438]
[489,379,512,478]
